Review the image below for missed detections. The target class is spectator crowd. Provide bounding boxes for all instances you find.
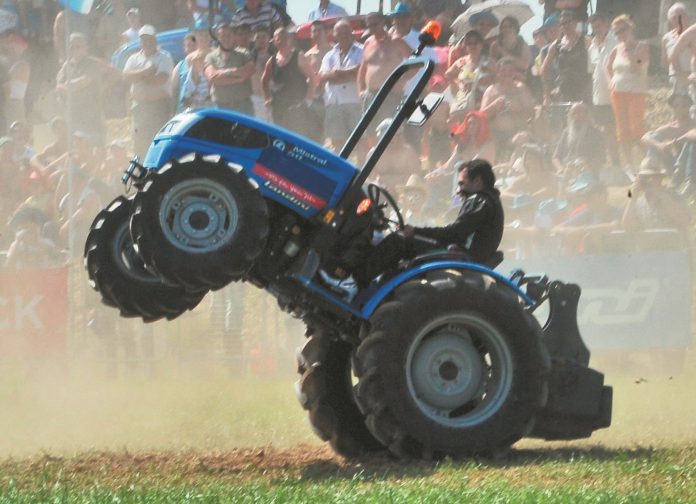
[2,0,696,270]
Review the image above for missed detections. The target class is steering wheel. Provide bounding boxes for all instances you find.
[367,183,405,233]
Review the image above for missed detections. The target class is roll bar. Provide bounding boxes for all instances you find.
[335,49,434,219]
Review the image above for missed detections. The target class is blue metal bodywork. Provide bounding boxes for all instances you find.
[359,262,534,319]
[140,108,526,321]
[142,108,358,219]
[296,261,533,321]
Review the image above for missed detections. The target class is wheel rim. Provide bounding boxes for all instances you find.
[158,178,239,253]
[405,313,514,428]
[112,221,161,284]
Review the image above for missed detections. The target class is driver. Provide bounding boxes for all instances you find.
[353,159,504,287]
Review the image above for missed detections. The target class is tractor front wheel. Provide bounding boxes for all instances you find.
[296,326,384,457]
[130,155,269,291]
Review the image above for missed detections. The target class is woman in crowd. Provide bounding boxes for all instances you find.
[445,30,491,115]
[489,16,531,77]
[480,57,534,159]
[606,14,650,170]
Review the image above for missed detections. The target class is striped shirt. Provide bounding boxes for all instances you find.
[230,3,282,31]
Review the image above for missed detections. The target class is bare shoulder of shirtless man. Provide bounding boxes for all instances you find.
[362,36,412,92]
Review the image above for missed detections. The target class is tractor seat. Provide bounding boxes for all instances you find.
[406,247,504,270]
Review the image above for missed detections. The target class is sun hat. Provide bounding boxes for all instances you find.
[138,25,157,37]
[391,2,412,17]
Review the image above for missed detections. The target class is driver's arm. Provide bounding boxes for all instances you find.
[412,194,494,244]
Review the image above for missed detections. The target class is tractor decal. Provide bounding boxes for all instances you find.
[252,164,327,210]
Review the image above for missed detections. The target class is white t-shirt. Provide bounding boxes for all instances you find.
[588,33,616,106]
[123,49,174,101]
[320,42,363,105]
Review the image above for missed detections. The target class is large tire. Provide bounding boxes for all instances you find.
[130,154,269,291]
[353,270,549,459]
[296,326,384,457]
[84,196,207,322]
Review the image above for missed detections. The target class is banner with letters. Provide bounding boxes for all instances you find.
[502,250,692,351]
[0,267,69,357]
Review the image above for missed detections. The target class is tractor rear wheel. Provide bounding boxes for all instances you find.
[130,154,269,291]
[296,326,384,457]
[353,270,549,459]
[84,195,206,322]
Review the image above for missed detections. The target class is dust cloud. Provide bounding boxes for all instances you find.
[1,269,695,458]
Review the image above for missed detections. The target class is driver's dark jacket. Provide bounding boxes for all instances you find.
[413,187,504,261]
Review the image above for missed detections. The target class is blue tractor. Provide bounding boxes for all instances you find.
[84,26,611,459]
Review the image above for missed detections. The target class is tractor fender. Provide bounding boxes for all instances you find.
[360,261,534,319]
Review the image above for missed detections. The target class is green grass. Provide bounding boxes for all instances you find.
[1,447,695,503]
[1,359,696,501]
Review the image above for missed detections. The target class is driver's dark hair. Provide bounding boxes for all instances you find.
[457,159,495,189]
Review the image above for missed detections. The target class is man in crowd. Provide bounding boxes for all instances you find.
[179,20,213,111]
[53,8,91,63]
[261,27,315,135]
[306,20,332,74]
[305,20,331,142]
[250,24,273,121]
[204,22,255,116]
[231,0,284,31]
[358,12,412,134]
[319,19,363,151]
[171,32,199,112]
[552,102,605,174]
[122,25,174,158]
[234,22,253,50]
[541,10,590,103]
[662,2,691,96]
[307,0,348,21]
[669,18,696,110]
[122,8,143,45]
[56,33,107,146]
[587,11,618,169]
[642,93,693,176]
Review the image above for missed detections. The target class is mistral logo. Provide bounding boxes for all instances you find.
[579,279,660,325]
[273,139,286,152]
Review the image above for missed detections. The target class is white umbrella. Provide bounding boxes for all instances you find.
[451,0,534,40]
